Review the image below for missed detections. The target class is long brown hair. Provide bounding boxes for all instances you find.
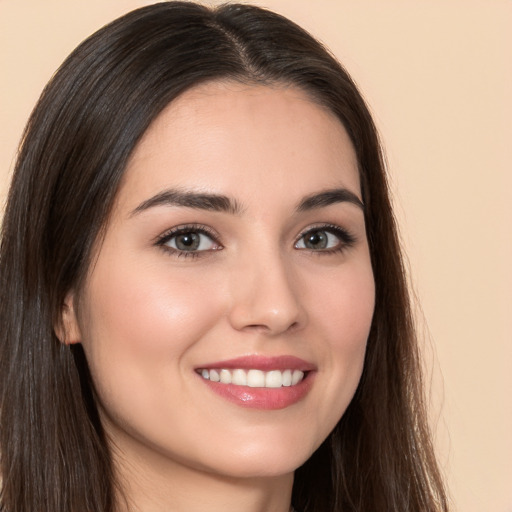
[0,2,448,511]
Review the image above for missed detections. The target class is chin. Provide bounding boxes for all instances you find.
[196,433,318,480]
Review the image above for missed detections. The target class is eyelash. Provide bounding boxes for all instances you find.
[155,223,357,259]
[294,224,357,255]
[155,224,222,259]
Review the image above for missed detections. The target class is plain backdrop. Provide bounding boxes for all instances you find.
[1,1,511,511]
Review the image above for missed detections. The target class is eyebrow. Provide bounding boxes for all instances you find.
[130,189,243,217]
[296,188,364,212]
[130,186,363,217]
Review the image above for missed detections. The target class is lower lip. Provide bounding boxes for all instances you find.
[199,373,314,410]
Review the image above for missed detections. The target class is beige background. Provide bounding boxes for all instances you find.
[1,1,511,510]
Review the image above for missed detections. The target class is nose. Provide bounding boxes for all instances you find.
[227,250,307,335]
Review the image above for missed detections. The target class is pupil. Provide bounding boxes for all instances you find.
[306,231,327,249]
[176,233,199,250]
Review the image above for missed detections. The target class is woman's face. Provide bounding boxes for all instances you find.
[66,82,375,481]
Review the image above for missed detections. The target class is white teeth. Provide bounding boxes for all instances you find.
[265,370,283,388]
[219,369,232,384]
[231,369,247,386]
[292,369,303,385]
[247,369,265,387]
[198,368,306,388]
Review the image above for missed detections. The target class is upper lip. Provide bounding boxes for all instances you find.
[195,355,316,372]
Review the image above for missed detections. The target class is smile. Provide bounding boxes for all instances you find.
[195,355,315,409]
[197,368,305,388]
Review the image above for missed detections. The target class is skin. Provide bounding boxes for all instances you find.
[62,82,375,512]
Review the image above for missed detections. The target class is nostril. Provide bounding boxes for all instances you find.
[242,319,300,334]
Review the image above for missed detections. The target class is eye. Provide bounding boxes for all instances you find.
[156,225,221,255]
[295,225,355,252]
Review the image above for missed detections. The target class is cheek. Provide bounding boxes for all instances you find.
[313,257,375,351]
[78,258,225,396]
[306,259,375,420]
[331,275,374,353]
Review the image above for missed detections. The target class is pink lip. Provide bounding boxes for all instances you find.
[196,355,316,372]
[195,355,316,410]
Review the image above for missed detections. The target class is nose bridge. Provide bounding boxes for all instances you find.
[228,243,305,335]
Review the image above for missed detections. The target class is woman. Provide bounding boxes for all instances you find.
[0,2,448,511]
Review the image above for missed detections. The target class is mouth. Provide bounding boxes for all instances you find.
[195,355,315,410]
[196,368,307,388]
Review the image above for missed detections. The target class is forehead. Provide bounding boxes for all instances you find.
[119,81,360,211]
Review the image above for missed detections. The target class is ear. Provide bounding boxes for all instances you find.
[54,292,82,345]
